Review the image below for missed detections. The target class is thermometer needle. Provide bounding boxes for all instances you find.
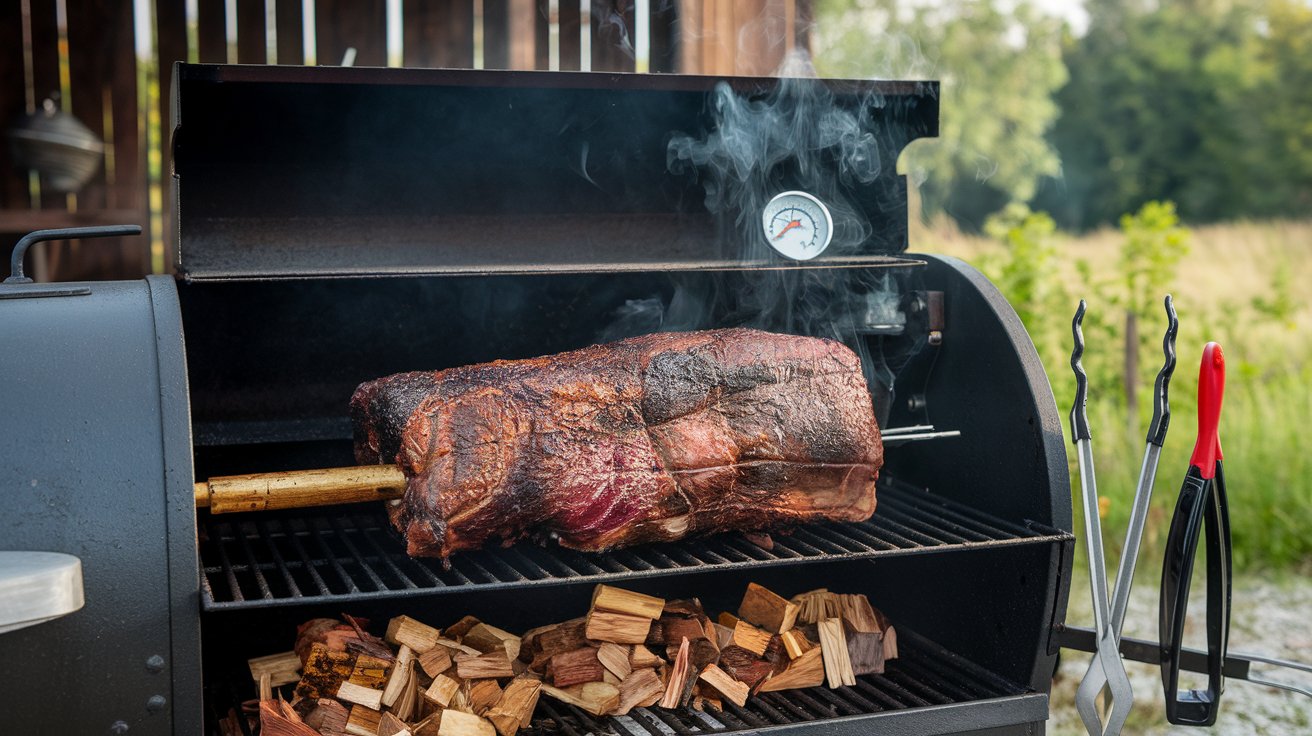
[774,220,803,239]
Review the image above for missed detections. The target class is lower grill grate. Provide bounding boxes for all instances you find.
[199,478,1071,611]
[209,629,1042,736]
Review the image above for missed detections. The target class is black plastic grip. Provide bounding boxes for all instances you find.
[1069,300,1090,441]
[5,225,142,284]
[1159,462,1232,726]
[1147,295,1180,447]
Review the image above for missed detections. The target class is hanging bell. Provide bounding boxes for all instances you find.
[7,98,105,194]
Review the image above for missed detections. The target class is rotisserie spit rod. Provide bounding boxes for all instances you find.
[194,465,406,514]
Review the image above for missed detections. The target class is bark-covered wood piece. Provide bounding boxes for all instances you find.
[547,647,604,688]
[716,645,775,690]
[295,644,357,701]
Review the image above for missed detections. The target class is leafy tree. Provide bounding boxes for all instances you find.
[814,0,1068,229]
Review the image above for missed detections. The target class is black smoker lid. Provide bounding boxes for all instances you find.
[171,64,938,281]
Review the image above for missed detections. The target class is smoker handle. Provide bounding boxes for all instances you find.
[196,465,408,514]
[4,225,143,284]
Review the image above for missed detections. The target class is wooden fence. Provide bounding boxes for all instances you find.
[2,0,812,282]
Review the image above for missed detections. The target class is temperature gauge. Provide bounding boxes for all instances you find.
[762,191,834,260]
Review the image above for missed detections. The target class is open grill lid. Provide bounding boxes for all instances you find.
[171,64,938,280]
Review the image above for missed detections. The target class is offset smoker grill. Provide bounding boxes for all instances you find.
[0,64,1074,735]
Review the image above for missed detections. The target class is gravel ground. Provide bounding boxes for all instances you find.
[1049,569,1312,734]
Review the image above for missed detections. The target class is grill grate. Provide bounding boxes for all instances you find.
[208,629,1045,736]
[199,478,1071,611]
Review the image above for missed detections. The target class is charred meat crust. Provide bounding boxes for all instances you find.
[350,328,882,558]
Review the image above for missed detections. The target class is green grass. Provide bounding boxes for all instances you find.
[919,217,1312,572]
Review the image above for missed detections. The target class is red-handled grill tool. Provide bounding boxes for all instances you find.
[1159,342,1232,726]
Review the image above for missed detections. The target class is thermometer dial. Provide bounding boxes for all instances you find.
[762,191,833,261]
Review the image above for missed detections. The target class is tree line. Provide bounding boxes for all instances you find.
[817,0,1312,231]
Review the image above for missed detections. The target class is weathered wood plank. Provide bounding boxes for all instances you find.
[483,0,510,69]
[0,0,31,210]
[403,0,475,68]
[316,0,387,67]
[276,0,305,64]
[559,0,581,71]
[590,0,636,72]
[648,0,678,73]
[237,0,268,64]
[156,0,187,272]
[196,0,228,63]
[534,0,550,70]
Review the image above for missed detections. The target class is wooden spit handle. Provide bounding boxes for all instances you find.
[194,465,407,514]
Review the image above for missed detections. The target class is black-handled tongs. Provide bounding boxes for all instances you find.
[1160,341,1232,726]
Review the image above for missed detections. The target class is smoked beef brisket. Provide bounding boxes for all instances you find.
[351,328,882,558]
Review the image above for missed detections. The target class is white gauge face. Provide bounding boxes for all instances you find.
[762,191,834,261]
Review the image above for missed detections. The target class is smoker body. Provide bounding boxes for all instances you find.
[0,65,1074,735]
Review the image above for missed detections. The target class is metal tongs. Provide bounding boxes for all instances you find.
[1074,296,1179,735]
[1159,341,1233,726]
[1070,300,1135,735]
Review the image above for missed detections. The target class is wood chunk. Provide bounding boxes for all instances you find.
[846,628,885,676]
[295,644,357,700]
[456,651,516,680]
[596,642,632,680]
[682,638,721,671]
[541,682,621,717]
[259,699,320,736]
[838,594,881,633]
[659,637,692,709]
[259,672,273,703]
[337,680,385,710]
[716,612,741,629]
[250,651,303,688]
[464,623,523,661]
[731,620,772,657]
[718,645,776,690]
[344,704,383,736]
[445,616,482,641]
[412,714,441,736]
[602,670,621,686]
[305,699,349,736]
[547,647,604,688]
[882,626,898,661]
[697,664,750,707]
[394,665,420,722]
[738,583,799,634]
[437,709,497,736]
[630,645,663,670]
[468,679,505,714]
[662,599,705,618]
[591,584,665,619]
[437,638,483,657]
[817,618,855,688]
[661,616,706,646]
[615,668,665,715]
[382,647,416,708]
[781,629,815,659]
[425,674,463,708]
[525,619,588,671]
[386,616,443,654]
[486,677,542,736]
[419,646,454,678]
[585,610,652,645]
[378,711,412,736]
[791,589,841,625]
[757,647,825,692]
[349,654,393,689]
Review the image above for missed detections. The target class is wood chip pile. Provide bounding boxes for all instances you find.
[235,585,897,736]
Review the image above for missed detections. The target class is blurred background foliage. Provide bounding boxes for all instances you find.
[812,0,1312,572]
